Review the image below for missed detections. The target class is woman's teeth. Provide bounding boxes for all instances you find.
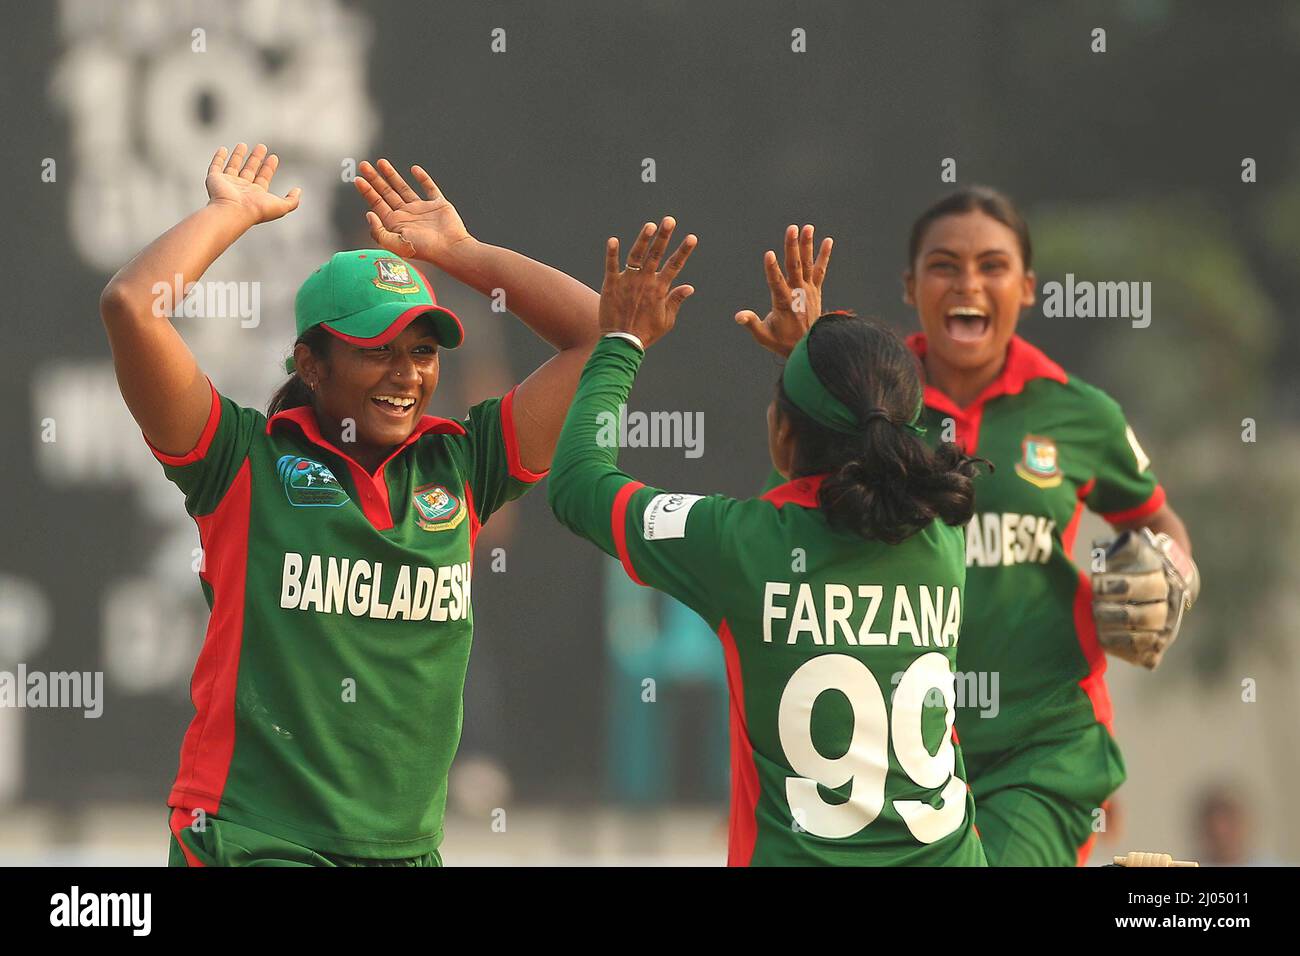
[372,395,415,414]
[945,308,990,342]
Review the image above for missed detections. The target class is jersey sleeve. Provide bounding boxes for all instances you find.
[143,379,262,517]
[605,483,735,628]
[1082,390,1165,524]
[459,387,548,526]
[548,337,736,628]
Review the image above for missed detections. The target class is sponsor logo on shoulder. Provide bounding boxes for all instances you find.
[277,455,350,507]
[1014,434,1063,489]
[413,483,466,532]
[373,258,420,294]
[643,492,703,541]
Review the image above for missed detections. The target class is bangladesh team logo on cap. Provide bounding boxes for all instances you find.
[373,258,420,294]
[277,455,350,507]
[1015,435,1064,489]
[412,483,465,532]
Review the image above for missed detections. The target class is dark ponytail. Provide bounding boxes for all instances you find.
[266,324,333,417]
[777,313,985,544]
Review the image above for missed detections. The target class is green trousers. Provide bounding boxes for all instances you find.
[965,723,1126,867]
[167,809,442,867]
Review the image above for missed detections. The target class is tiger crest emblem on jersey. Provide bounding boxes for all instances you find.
[413,483,466,532]
[373,258,420,294]
[277,455,350,507]
[1014,435,1064,489]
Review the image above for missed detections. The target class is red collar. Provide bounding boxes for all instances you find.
[905,332,1067,417]
[762,473,829,508]
[266,405,466,475]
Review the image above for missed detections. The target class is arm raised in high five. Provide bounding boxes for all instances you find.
[100,143,301,456]
[548,220,698,543]
[354,159,687,472]
[354,159,599,352]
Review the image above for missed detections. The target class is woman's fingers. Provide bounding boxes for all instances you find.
[239,144,268,181]
[611,217,692,285]
[252,153,279,190]
[665,284,694,320]
[812,236,833,286]
[658,233,697,282]
[624,222,657,270]
[604,236,621,280]
[643,217,676,271]
[799,225,815,282]
[358,160,405,211]
[763,250,793,305]
[735,310,778,349]
[366,210,412,253]
[223,143,249,175]
[208,147,229,178]
[376,158,420,204]
[783,225,800,285]
[352,173,395,219]
[410,165,443,202]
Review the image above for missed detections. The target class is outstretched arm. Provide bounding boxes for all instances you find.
[354,159,672,473]
[355,159,599,351]
[548,220,697,547]
[100,143,301,456]
[548,223,735,631]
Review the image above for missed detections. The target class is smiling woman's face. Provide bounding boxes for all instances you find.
[904,210,1036,375]
[297,316,440,455]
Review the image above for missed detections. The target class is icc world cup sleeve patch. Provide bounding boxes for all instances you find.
[642,493,703,541]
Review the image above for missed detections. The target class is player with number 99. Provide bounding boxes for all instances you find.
[549,223,988,865]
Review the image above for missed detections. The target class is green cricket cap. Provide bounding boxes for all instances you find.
[285,250,464,373]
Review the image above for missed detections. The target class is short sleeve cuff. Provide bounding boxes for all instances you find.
[1101,484,1166,525]
[144,378,222,466]
[500,386,550,483]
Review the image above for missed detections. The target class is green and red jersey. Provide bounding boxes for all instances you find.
[905,333,1163,762]
[147,380,544,861]
[550,337,986,866]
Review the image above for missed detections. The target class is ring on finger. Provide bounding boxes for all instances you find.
[625,264,643,272]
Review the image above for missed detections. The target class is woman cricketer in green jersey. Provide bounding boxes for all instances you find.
[549,224,989,866]
[741,190,1201,866]
[100,143,619,866]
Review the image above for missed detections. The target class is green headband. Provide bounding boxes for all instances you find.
[782,333,927,437]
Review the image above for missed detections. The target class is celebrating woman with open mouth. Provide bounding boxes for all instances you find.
[100,142,613,866]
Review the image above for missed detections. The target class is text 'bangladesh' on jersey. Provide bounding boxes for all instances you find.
[146,382,545,859]
[907,333,1163,764]
[549,337,987,867]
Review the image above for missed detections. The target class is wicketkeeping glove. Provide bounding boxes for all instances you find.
[1091,528,1200,670]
